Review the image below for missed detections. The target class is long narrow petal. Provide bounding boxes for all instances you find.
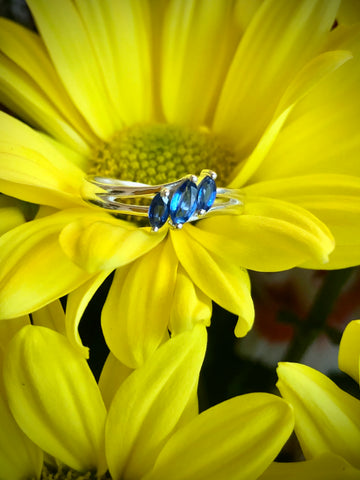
[27,0,117,140]
[105,325,207,480]
[0,53,90,154]
[161,0,240,126]
[169,265,212,335]
[0,112,84,208]
[195,196,334,271]
[213,0,339,156]
[75,0,154,126]
[0,209,93,319]
[144,393,294,480]
[65,271,111,357]
[338,319,360,384]
[32,299,66,336]
[0,384,43,480]
[0,195,27,235]
[259,454,360,480]
[0,317,30,352]
[102,238,178,368]
[3,325,107,473]
[229,49,352,188]
[251,25,360,182]
[0,17,95,150]
[170,225,254,337]
[277,362,360,469]
[98,352,133,410]
[59,215,165,273]
[243,174,360,269]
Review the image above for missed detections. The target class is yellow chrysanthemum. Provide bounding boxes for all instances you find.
[262,319,360,479]
[1,0,360,367]
[1,319,294,480]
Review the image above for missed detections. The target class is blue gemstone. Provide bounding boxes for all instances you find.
[170,179,198,225]
[148,193,169,230]
[197,176,217,212]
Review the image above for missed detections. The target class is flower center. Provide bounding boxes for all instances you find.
[88,123,236,186]
[41,464,110,480]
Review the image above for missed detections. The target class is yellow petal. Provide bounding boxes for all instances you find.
[0,194,27,235]
[105,325,207,480]
[0,209,93,319]
[32,299,66,336]
[3,325,107,473]
[162,0,240,126]
[75,0,153,126]
[98,352,133,410]
[102,239,177,368]
[338,0,360,24]
[213,0,339,156]
[170,225,254,337]
[27,0,116,139]
[259,453,360,480]
[0,17,95,151]
[0,112,84,208]
[244,174,360,269]
[0,52,89,154]
[252,25,360,182]
[338,319,360,384]
[277,362,360,468]
[65,271,112,358]
[195,196,334,271]
[59,215,166,273]
[169,265,212,335]
[0,382,43,480]
[0,317,30,352]
[144,393,294,480]
[229,49,352,187]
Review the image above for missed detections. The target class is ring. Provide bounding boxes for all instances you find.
[81,169,243,231]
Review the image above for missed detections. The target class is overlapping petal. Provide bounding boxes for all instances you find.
[75,0,154,126]
[161,0,240,126]
[338,319,360,384]
[169,265,212,335]
[144,393,294,480]
[277,362,360,469]
[59,214,165,273]
[213,0,340,156]
[195,196,334,271]
[98,352,133,410]
[65,271,112,357]
[32,299,66,336]
[0,17,95,151]
[3,325,107,474]
[0,112,85,208]
[260,453,360,480]
[251,25,360,182]
[102,238,178,368]
[26,0,116,139]
[0,209,94,319]
[105,325,207,480]
[243,174,360,269]
[170,225,254,337]
[0,194,28,235]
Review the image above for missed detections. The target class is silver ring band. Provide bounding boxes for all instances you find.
[81,169,243,231]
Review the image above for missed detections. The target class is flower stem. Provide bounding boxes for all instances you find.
[282,268,355,363]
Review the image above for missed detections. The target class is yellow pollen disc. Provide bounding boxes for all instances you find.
[88,123,236,185]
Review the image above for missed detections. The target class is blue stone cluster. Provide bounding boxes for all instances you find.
[148,174,217,231]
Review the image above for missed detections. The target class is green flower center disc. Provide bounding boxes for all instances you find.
[89,123,236,186]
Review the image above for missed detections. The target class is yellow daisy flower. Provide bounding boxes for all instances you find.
[1,322,294,480]
[265,319,360,478]
[1,0,360,367]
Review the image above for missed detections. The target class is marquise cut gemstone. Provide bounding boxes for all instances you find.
[197,176,217,212]
[148,193,169,229]
[170,179,198,225]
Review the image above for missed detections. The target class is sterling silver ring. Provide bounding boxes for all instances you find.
[81,169,243,231]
